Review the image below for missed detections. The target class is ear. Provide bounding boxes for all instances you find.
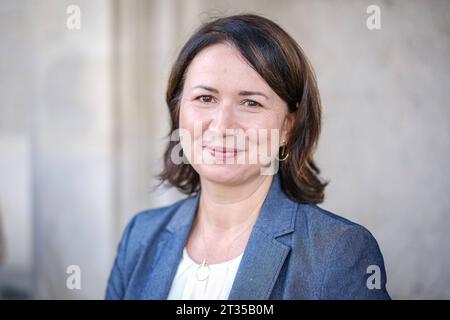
[281,112,295,144]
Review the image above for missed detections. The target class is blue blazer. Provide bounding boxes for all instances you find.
[106,174,390,299]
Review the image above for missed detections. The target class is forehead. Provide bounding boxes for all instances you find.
[185,43,272,92]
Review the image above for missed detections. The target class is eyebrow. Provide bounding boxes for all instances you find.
[192,85,269,100]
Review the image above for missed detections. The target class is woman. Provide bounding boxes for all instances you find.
[106,14,390,300]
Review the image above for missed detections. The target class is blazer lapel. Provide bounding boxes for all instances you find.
[227,228,291,299]
[140,194,200,299]
[228,174,297,300]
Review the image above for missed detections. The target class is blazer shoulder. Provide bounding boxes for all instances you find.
[133,196,188,224]
[122,194,196,248]
[297,203,380,249]
[297,205,384,251]
[294,204,389,299]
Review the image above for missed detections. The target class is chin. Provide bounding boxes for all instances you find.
[195,164,256,186]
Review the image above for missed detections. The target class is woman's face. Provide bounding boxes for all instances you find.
[179,43,292,185]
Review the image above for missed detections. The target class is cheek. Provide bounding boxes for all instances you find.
[247,114,283,145]
[179,103,209,146]
[180,103,201,131]
[179,103,195,130]
[242,113,284,162]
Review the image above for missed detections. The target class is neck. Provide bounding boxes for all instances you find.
[198,174,274,232]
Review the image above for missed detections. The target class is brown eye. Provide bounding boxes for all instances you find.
[197,95,214,103]
[243,99,262,108]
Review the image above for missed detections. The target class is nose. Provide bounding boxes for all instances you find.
[207,101,238,136]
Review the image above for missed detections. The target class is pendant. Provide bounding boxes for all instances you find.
[195,258,210,281]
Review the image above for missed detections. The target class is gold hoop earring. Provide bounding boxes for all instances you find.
[278,144,289,161]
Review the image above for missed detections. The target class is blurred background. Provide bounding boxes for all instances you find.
[0,0,449,299]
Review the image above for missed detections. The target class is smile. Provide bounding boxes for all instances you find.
[203,146,244,159]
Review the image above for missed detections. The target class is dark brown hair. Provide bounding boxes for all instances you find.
[158,14,327,204]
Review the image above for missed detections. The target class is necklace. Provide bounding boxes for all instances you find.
[195,200,261,282]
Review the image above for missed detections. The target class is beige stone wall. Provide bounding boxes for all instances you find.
[0,0,449,299]
[0,0,115,299]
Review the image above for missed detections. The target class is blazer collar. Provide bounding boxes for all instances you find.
[143,173,297,300]
[166,173,297,237]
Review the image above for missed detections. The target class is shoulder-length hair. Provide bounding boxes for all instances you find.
[158,14,327,204]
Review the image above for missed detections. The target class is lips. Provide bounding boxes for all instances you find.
[203,145,244,159]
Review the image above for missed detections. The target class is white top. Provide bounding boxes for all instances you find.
[167,247,243,300]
